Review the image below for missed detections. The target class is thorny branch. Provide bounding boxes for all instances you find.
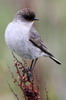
[8,66,19,85]
[8,53,49,100]
[7,82,20,100]
[44,83,49,100]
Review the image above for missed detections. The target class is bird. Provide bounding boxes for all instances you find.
[5,8,61,67]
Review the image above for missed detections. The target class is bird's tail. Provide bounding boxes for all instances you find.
[50,56,61,65]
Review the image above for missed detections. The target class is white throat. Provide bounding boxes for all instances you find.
[15,19,34,29]
[22,21,34,28]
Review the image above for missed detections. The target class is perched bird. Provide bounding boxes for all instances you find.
[5,8,61,66]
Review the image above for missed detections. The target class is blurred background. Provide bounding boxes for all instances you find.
[0,0,66,100]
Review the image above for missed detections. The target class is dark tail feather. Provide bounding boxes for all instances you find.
[50,56,61,65]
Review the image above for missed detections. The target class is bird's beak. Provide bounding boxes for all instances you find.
[34,18,39,21]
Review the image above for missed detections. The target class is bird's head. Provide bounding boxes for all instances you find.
[15,8,39,24]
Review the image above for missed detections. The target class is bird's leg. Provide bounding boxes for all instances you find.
[30,59,34,71]
[25,58,38,82]
[31,58,38,71]
[22,60,34,82]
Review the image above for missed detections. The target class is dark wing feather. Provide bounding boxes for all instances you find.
[29,27,53,57]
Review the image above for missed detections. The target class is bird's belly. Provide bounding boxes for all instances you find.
[5,32,44,59]
[5,22,44,59]
[13,41,42,59]
[6,34,31,58]
[10,38,43,59]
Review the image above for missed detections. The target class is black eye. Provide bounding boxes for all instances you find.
[23,14,35,21]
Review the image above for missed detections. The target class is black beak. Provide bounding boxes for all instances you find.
[34,18,39,21]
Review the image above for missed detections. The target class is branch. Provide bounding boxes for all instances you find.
[7,82,20,100]
[8,66,19,85]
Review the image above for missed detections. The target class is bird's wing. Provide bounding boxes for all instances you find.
[29,27,53,57]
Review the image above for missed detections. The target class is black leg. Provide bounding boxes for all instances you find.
[31,58,38,70]
[27,58,38,82]
[30,59,34,71]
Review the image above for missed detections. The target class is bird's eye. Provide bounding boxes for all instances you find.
[23,15,35,21]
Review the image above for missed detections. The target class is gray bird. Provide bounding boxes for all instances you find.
[5,8,61,66]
